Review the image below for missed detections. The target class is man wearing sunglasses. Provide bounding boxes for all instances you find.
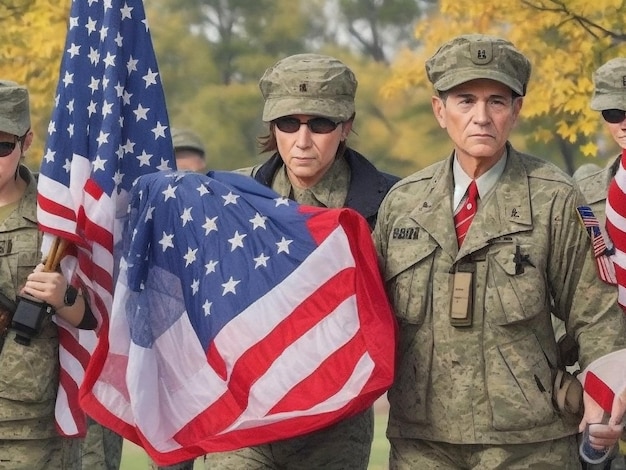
[200,53,399,470]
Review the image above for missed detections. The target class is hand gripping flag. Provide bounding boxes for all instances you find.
[606,148,626,312]
[37,0,174,436]
[578,348,626,416]
[577,348,626,464]
[79,170,397,466]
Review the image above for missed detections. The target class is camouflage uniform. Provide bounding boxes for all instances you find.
[551,161,605,362]
[203,53,399,470]
[580,57,626,470]
[575,159,619,225]
[373,35,626,469]
[0,166,81,469]
[575,159,626,470]
[374,144,626,468]
[81,417,123,470]
[149,458,196,470]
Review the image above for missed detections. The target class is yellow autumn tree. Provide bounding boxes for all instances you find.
[0,0,69,167]
[385,0,626,166]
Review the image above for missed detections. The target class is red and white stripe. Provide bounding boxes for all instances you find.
[38,158,117,436]
[606,148,626,311]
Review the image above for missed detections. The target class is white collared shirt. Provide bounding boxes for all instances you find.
[452,152,508,211]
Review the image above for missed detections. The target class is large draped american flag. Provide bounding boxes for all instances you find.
[607,148,626,312]
[37,0,174,436]
[79,170,396,466]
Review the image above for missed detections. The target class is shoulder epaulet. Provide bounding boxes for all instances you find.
[519,152,574,186]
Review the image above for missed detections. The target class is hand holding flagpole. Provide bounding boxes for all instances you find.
[43,236,68,273]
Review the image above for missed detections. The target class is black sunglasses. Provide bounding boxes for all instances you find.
[273,117,340,134]
[602,109,626,124]
[0,136,18,158]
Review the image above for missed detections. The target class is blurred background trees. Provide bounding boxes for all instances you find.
[0,0,624,177]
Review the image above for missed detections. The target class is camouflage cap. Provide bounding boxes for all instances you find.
[591,58,626,111]
[259,53,357,122]
[171,127,205,157]
[425,34,531,96]
[0,80,30,136]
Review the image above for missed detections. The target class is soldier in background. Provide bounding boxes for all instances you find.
[146,127,208,470]
[373,35,626,469]
[172,127,207,173]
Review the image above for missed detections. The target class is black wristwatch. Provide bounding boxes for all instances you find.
[64,285,79,306]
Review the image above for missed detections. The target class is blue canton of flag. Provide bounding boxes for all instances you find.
[125,171,319,350]
[37,0,175,437]
[577,205,617,285]
[39,0,173,208]
[80,171,396,466]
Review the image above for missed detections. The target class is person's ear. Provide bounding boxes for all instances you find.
[21,130,34,154]
[341,120,353,140]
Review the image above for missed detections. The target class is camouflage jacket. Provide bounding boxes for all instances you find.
[244,147,399,230]
[575,154,620,227]
[373,143,626,444]
[0,166,58,439]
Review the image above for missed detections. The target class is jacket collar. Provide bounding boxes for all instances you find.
[254,148,395,224]
[409,144,533,261]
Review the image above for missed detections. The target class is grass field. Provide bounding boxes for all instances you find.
[119,401,390,469]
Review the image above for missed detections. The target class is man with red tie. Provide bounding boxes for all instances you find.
[373,34,626,469]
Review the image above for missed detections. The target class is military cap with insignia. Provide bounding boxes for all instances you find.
[425,34,532,96]
[259,53,357,122]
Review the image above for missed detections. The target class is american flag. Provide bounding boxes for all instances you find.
[37,0,174,437]
[576,205,617,285]
[578,348,626,418]
[79,170,396,466]
[577,347,626,464]
[606,148,626,311]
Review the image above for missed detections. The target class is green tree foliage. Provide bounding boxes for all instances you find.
[336,0,431,63]
[159,0,316,84]
[12,0,623,177]
[385,0,626,172]
[147,0,338,171]
[0,0,68,167]
[146,0,436,176]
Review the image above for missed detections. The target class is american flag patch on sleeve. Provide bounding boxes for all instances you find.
[576,205,617,285]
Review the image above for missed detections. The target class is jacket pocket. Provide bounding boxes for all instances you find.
[486,245,548,325]
[0,324,58,407]
[384,238,437,327]
[485,332,555,430]
[384,237,437,425]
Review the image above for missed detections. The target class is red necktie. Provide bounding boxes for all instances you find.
[454,180,478,246]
